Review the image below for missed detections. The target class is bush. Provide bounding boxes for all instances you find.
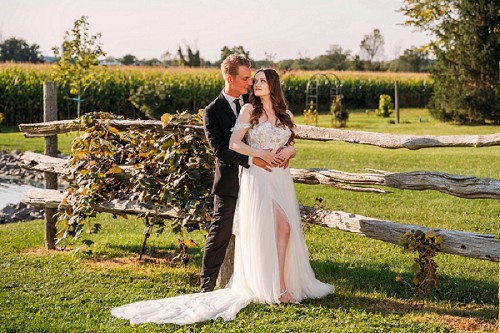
[377,94,393,118]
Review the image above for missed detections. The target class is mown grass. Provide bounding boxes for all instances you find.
[1,109,499,332]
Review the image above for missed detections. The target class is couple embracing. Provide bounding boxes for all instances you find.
[112,54,333,325]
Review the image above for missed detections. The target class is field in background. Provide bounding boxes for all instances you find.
[0,63,432,126]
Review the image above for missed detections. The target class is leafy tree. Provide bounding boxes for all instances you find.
[359,29,385,69]
[219,45,251,64]
[176,46,201,67]
[401,0,500,124]
[52,16,105,118]
[142,58,162,66]
[276,57,314,71]
[313,44,351,70]
[0,37,44,63]
[187,47,201,67]
[177,46,188,66]
[389,47,432,72]
[119,54,138,65]
[348,55,365,71]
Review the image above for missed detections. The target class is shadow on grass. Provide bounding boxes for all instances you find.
[105,243,204,263]
[0,126,21,133]
[312,261,498,307]
[302,292,497,331]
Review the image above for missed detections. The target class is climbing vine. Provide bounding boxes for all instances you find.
[56,111,214,263]
[398,229,442,302]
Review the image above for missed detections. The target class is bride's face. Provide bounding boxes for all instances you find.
[253,72,270,97]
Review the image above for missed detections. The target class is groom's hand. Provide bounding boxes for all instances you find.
[253,157,272,172]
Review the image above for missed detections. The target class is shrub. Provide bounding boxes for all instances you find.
[377,94,393,118]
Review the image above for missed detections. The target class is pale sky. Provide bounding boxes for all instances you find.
[0,0,431,62]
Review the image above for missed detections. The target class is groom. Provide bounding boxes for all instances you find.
[201,53,270,292]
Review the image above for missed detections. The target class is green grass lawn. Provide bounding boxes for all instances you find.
[1,109,499,332]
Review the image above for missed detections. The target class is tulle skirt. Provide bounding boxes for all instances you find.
[111,165,333,325]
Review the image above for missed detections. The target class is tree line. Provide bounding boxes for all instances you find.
[0,29,432,73]
[1,0,499,125]
[86,29,434,73]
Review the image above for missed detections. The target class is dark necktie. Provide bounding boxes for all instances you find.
[233,98,241,116]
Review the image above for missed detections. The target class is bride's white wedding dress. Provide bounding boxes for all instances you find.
[111,121,334,325]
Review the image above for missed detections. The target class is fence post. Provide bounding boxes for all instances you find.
[43,81,58,250]
[394,81,400,124]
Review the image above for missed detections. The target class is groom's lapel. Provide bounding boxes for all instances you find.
[218,92,237,121]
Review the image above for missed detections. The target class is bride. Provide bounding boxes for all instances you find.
[111,68,333,325]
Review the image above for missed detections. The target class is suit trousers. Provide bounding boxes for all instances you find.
[200,194,237,292]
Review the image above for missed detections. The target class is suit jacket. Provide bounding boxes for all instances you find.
[203,91,250,197]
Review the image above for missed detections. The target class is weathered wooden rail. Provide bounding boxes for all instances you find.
[19,119,500,150]
[17,82,500,328]
[20,151,500,199]
[24,188,500,262]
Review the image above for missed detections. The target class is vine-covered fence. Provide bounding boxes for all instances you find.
[18,83,500,328]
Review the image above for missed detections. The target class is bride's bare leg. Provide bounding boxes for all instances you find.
[274,202,296,303]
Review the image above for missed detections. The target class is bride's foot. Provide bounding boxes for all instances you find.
[279,289,298,304]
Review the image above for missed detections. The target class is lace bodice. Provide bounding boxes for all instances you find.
[233,121,291,151]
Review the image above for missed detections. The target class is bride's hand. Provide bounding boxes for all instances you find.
[276,146,295,165]
[258,149,283,166]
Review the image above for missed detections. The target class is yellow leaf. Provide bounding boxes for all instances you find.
[89,160,96,167]
[161,113,173,127]
[425,230,437,239]
[107,125,119,134]
[80,170,89,176]
[184,239,198,247]
[435,235,443,245]
[107,166,124,174]
[395,274,402,283]
[76,151,86,159]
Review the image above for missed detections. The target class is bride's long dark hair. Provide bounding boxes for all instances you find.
[249,68,295,143]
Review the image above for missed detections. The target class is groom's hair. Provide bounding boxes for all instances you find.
[221,53,251,78]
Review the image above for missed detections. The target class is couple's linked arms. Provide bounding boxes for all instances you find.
[203,107,251,168]
[229,105,296,170]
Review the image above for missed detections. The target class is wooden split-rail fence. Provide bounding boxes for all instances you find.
[18,82,500,328]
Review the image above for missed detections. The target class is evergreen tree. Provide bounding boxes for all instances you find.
[401,0,500,124]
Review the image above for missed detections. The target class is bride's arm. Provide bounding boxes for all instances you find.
[230,105,282,165]
[277,110,296,162]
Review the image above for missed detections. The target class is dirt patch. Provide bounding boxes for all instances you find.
[376,299,414,313]
[423,314,497,332]
[373,299,497,332]
[87,255,178,269]
[23,247,73,255]
[23,247,181,268]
